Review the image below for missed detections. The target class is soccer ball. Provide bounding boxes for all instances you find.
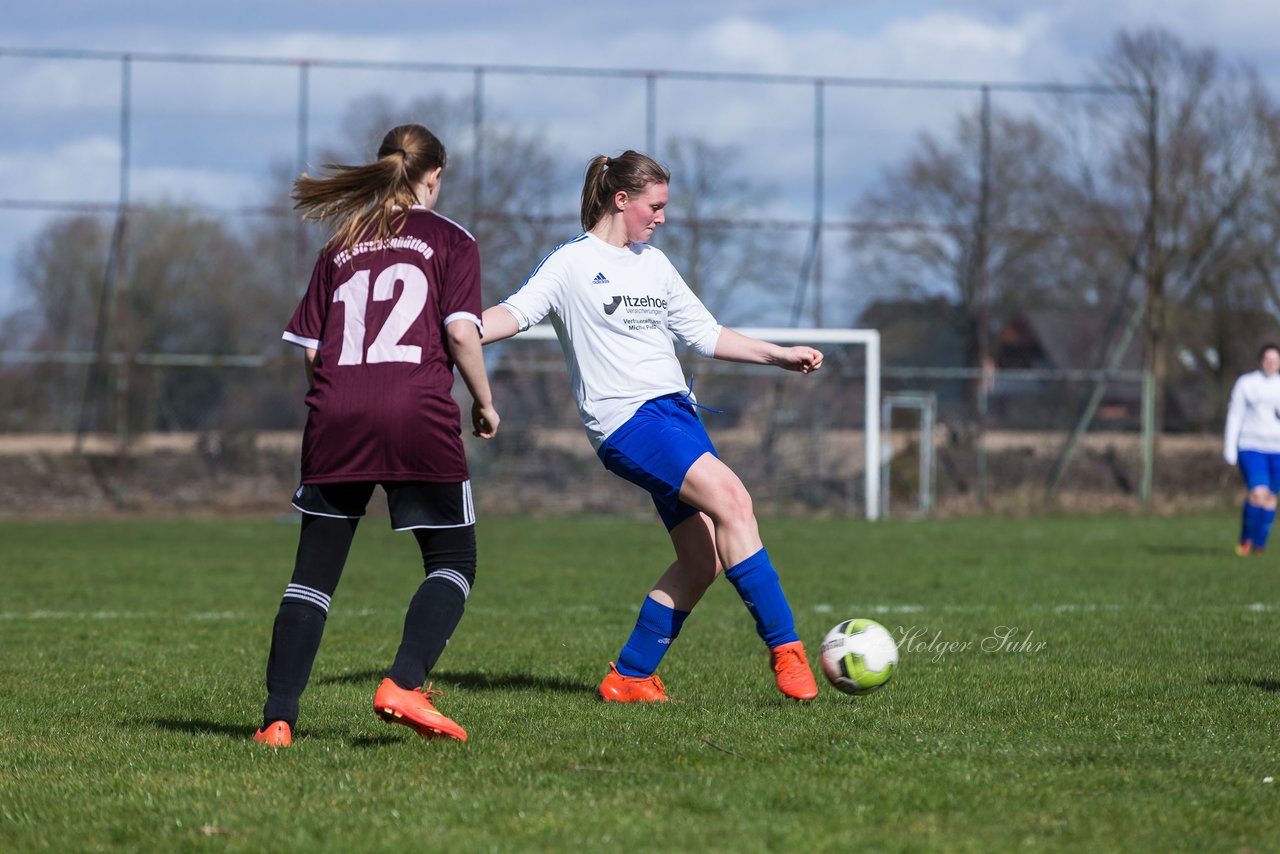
[819,618,898,695]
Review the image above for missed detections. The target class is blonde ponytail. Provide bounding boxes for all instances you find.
[292,124,448,253]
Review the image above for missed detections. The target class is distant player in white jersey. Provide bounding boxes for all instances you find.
[1223,343,1280,555]
[482,150,823,703]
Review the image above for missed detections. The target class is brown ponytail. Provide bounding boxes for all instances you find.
[579,150,670,232]
[292,124,448,252]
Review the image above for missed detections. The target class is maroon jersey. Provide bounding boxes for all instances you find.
[283,208,481,484]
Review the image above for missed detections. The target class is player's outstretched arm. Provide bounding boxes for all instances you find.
[713,327,824,374]
[480,305,521,345]
[447,320,500,439]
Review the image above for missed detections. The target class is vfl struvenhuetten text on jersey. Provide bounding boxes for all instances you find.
[283,208,482,483]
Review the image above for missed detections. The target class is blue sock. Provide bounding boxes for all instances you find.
[616,597,689,678]
[1257,507,1277,550]
[1243,502,1265,545]
[723,548,799,648]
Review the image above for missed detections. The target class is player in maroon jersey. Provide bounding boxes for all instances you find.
[254,124,498,747]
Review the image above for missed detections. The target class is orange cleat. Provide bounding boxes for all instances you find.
[598,662,669,703]
[253,720,292,747]
[1236,541,1254,557]
[770,640,819,701]
[373,678,468,742]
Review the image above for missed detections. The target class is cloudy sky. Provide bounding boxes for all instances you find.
[8,1,1279,81]
[2,1,1277,319]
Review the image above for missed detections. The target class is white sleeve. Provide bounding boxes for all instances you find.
[500,261,565,332]
[1224,377,1245,465]
[663,264,722,358]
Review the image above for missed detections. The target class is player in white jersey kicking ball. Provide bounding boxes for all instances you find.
[1224,343,1280,556]
[482,150,822,702]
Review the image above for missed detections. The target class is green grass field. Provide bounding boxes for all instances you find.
[2,514,1277,852]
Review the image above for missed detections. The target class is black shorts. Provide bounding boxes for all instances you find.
[291,481,475,531]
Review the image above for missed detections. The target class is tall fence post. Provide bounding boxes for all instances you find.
[813,79,825,327]
[472,67,485,215]
[1141,85,1161,512]
[646,73,657,156]
[1141,368,1155,507]
[294,60,310,274]
[974,86,992,507]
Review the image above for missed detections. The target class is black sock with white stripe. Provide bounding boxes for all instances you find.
[262,601,326,728]
[261,513,355,728]
[387,575,469,690]
[387,526,477,690]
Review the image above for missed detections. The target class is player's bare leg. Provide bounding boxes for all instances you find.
[677,453,761,569]
[649,513,721,611]
[677,453,817,700]
[600,516,718,702]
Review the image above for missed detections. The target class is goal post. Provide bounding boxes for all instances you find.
[507,325,881,521]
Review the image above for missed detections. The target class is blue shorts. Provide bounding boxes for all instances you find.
[597,394,718,531]
[1238,450,1280,492]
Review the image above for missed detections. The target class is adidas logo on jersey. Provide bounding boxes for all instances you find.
[593,272,609,285]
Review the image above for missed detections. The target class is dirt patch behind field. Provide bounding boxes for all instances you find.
[0,430,1240,519]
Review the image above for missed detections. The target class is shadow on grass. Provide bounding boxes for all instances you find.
[144,718,251,738]
[140,717,409,748]
[141,717,346,740]
[1207,677,1280,692]
[316,667,590,695]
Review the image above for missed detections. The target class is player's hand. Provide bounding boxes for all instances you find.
[472,402,500,439]
[781,346,824,374]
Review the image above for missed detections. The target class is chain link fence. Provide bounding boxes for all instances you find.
[2,47,1217,519]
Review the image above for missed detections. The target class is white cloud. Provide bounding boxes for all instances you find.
[1022,0,1280,86]
[0,57,121,111]
[869,12,1039,78]
[128,167,264,208]
[704,18,796,74]
[0,137,121,202]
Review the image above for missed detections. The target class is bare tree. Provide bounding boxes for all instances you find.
[15,215,111,353]
[7,208,294,433]
[659,136,796,326]
[848,27,1280,437]
[5,214,112,430]
[1247,92,1280,325]
[850,106,1075,372]
[1081,29,1280,426]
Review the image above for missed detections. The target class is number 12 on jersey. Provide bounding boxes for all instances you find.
[332,263,428,366]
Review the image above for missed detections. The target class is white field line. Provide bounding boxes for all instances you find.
[809,602,1278,615]
[0,608,386,621]
[1,602,1276,621]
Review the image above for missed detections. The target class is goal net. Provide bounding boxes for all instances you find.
[471,326,880,520]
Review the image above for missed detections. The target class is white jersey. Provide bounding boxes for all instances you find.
[500,232,722,449]
[1224,370,1280,463]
